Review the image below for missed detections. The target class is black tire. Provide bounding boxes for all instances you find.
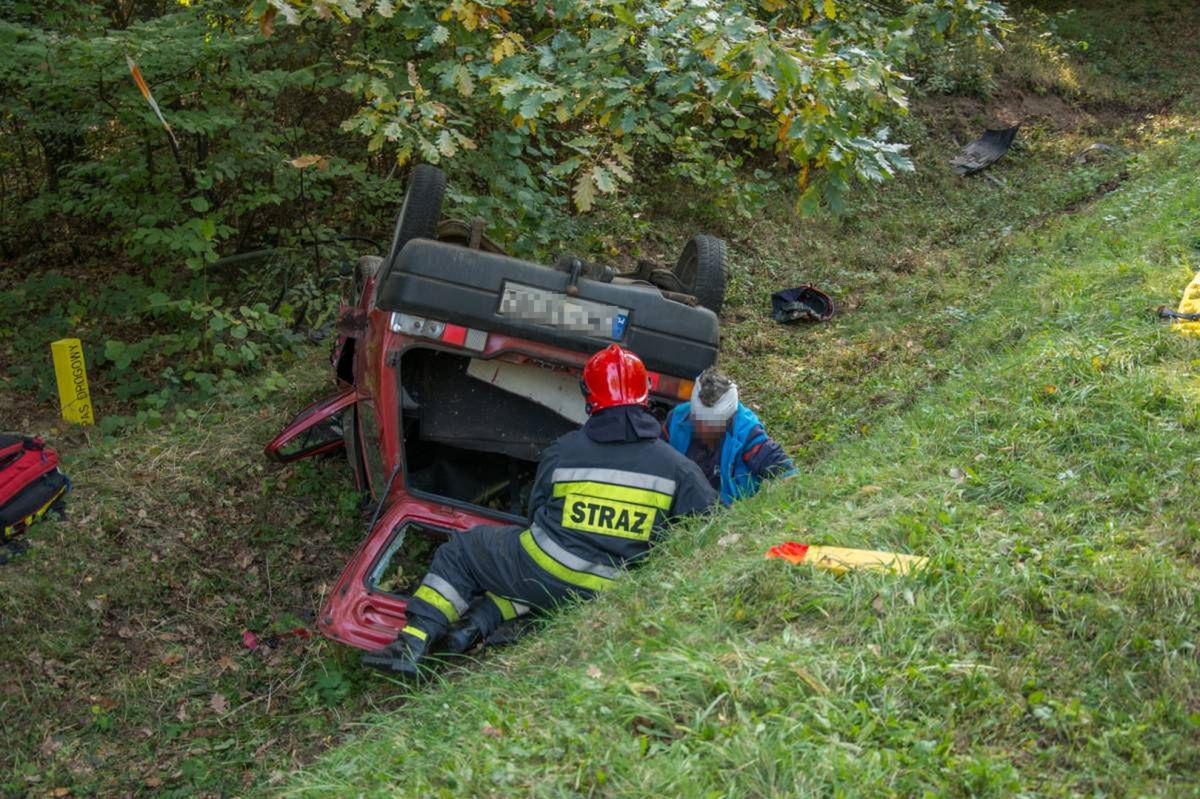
[378,164,447,292]
[353,255,382,303]
[674,234,727,315]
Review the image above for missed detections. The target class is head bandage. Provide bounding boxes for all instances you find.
[690,377,738,423]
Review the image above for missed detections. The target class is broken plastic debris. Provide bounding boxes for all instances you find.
[950,126,1019,175]
[767,541,927,575]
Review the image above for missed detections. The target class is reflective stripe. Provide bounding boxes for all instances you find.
[552,481,672,510]
[520,526,617,592]
[402,625,428,641]
[413,585,461,623]
[531,525,619,579]
[487,587,520,619]
[488,593,517,621]
[551,467,676,497]
[486,592,529,622]
[422,574,469,616]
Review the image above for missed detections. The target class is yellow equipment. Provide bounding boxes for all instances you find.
[1168,272,1200,336]
[767,541,927,575]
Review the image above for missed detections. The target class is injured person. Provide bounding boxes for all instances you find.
[662,367,798,505]
[362,344,717,677]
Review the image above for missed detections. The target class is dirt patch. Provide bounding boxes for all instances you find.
[917,86,1104,140]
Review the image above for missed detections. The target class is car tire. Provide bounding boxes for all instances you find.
[674,234,727,315]
[354,255,382,304]
[378,164,447,296]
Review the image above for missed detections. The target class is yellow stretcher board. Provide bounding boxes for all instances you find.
[767,542,927,575]
[1171,272,1200,336]
[50,338,95,426]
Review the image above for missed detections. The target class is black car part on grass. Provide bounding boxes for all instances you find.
[771,285,836,324]
[950,126,1020,175]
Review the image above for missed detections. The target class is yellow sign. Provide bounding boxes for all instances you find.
[561,494,656,540]
[51,338,95,426]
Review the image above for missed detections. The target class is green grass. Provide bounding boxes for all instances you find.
[4,1,1200,795]
[0,365,382,795]
[285,136,1200,797]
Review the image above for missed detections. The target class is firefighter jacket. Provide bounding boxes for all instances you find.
[520,405,717,590]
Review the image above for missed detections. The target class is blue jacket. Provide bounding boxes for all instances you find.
[664,402,796,506]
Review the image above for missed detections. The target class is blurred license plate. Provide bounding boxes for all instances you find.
[498,282,629,340]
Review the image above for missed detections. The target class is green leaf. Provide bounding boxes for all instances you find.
[751,74,777,102]
[190,197,210,213]
[593,166,616,194]
[796,184,822,215]
[573,170,596,212]
[612,4,637,26]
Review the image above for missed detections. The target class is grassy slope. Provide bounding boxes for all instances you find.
[286,136,1200,799]
[3,1,1198,795]
[285,4,1200,795]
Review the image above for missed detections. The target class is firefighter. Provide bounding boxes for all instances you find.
[362,344,717,676]
[663,367,797,506]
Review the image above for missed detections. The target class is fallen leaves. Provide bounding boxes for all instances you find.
[286,154,329,171]
[260,6,277,37]
[210,693,229,714]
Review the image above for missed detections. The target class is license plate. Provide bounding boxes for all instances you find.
[498,282,630,340]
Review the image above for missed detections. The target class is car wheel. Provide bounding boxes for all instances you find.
[354,255,382,304]
[674,234,727,315]
[378,164,447,296]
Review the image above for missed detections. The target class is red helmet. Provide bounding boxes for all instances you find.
[581,345,650,413]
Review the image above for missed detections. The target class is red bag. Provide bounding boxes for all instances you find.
[0,434,70,542]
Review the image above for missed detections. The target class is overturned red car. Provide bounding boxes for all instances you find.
[265,166,724,651]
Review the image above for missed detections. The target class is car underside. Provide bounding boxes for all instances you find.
[264,164,725,650]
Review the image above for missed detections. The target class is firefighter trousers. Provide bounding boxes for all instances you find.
[402,523,616,645]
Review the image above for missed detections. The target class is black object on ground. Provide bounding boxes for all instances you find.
[771,285,836,324]
[950,126,1020,175]
[1156,305,1200,322]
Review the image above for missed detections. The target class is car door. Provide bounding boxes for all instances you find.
[317,499,502,651]
[263,387,357,463]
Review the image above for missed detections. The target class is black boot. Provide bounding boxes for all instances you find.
[361,630,432,678]
[442,618,483,654]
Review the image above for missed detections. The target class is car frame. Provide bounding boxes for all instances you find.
[265,165,724,651]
